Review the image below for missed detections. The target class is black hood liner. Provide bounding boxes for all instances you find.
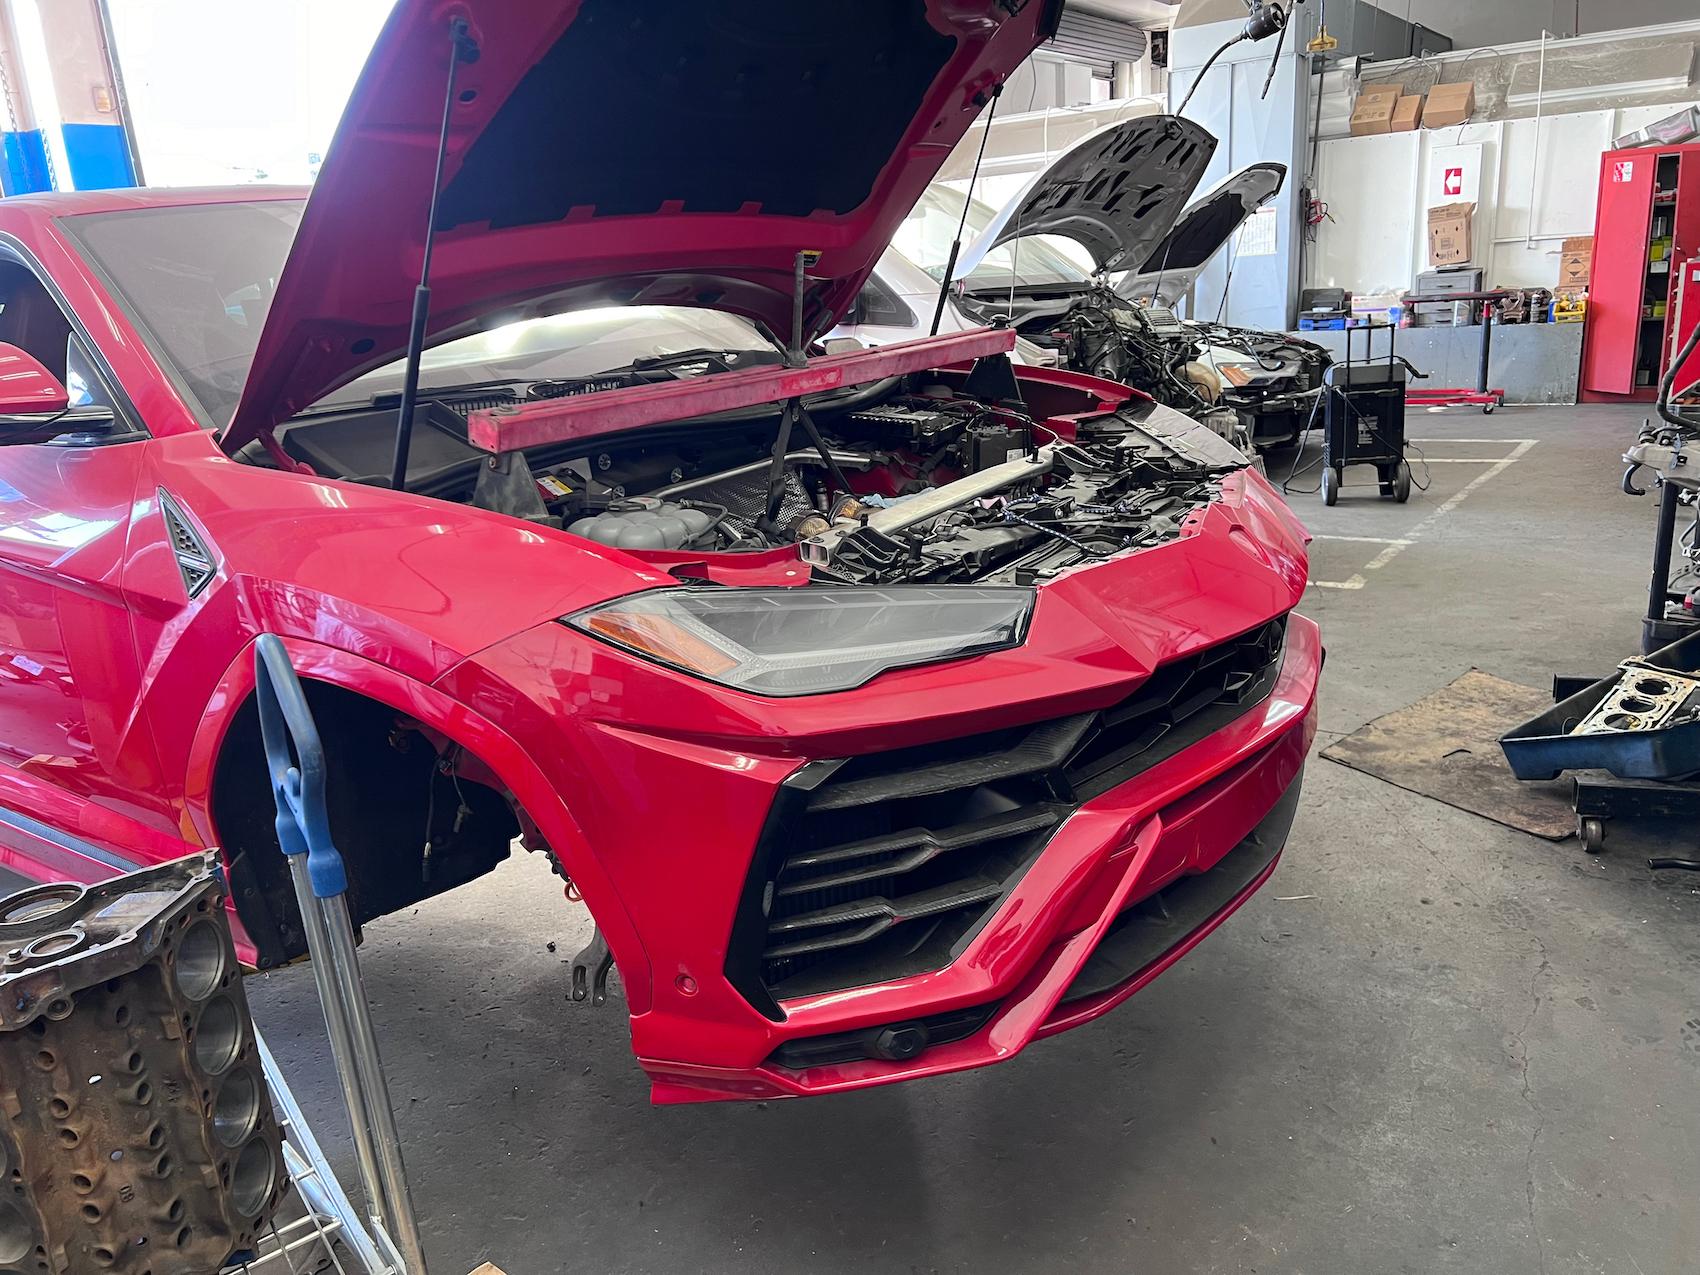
[966,115,1217,278]
[1136,162,1287,275]
[437,0,957,229]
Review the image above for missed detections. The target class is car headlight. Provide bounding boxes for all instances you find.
[566,585,1034,697]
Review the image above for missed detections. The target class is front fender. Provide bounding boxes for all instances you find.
[183,635,654,1015]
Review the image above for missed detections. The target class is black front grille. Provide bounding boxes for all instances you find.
[727,617,1289,1016]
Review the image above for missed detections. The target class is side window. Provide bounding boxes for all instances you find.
[853,274,917,329]
[0,261,73,382]
[65,338,118,410]
[0,257,136,441]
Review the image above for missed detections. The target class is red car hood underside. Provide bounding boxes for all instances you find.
[223,0,1062,452]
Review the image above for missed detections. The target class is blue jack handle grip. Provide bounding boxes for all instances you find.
[254,634,349,900]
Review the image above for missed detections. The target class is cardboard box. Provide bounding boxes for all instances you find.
[1391,95,1424,132]
[1350,97,1396,135]
[1558,235,1593,289]
[1424,81,1476,129]
[1427,202,1476,267]
[1358,82,1404,104]
[1350,82,1403,136]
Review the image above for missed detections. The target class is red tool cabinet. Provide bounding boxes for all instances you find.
[1672,255,1700,397]
[1582,143,1700,403]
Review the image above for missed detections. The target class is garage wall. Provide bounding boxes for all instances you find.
[1305,98,1700,295]
[1394,0,1700,46]
[1169,18,1316,332]
[1176,0,1700,48]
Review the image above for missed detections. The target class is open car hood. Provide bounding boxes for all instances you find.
[1114,162,1286,305]
[952,115,1216,283]
[223,0,1063,452]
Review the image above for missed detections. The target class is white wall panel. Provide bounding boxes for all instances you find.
[1495,112,1614,241]
[1309,132,1422,293]
[1306,100,1700,295]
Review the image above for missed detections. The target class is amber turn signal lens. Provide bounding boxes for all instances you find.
[582,609,740,677]
[567,586,1034,697]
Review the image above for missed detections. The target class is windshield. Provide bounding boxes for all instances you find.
[892,186,1090,291]
[63,199,780,428]
[65,200,303,428]
[320,307,779,408]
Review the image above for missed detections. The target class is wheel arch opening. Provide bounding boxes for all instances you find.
[209,678,519,968]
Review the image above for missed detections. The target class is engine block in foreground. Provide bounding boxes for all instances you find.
[0,853,284,1274]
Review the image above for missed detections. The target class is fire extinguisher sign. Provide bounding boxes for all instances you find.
[1614,160,1635,183]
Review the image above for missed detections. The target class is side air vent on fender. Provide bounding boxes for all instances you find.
[158,489,217,598]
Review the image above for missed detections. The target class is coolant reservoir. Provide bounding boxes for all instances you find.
[568,499,716,550]
[1184,361,1223,404]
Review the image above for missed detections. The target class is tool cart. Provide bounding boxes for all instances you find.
[1500,318,1700,867]
[1319,325,1417,507]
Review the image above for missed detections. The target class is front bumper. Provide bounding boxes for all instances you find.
[641,612,1319,1103]
[437,467,1317,1104]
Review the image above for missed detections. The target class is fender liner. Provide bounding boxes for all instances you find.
[183,636,654,1014]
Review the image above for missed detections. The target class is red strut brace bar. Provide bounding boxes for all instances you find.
[464,326,1018,455]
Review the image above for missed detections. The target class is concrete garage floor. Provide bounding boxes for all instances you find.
[236,404,1700,1275]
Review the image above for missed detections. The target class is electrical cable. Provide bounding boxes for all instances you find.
[1176,33,1247,117]
[1002,504,1106,558]
[1302,49,1326,252]
[971,70,1047,326]
[1261,18,1288,100]
[1214,241,1239,326]
[1280,391,1328,493]
[998,68,1043,323]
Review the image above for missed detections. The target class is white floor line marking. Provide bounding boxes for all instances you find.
[1311,534,1414,545]
[1412,439,1538,528]
[1420,457,1525,464]
[1309,577,1366,590]
[1350,439,1539,577]
[1409,438,1537,445]
[1362,543,1407,572]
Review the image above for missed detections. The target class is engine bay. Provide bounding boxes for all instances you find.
[263,359,1247,587]
[964,287,1330,451]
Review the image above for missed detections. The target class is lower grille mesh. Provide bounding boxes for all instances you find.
[731,617,1289,1008]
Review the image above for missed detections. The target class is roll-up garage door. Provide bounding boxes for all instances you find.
[1046,10,1149,77]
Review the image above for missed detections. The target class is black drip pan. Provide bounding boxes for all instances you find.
[1501,630,1700,781]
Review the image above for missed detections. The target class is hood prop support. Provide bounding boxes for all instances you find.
[929,82,1001,338]
[388,15,480,494]
[760,251,854,531]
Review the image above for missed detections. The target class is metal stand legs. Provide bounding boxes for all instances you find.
[255,634,430,1275]
[1648,477,1683,630]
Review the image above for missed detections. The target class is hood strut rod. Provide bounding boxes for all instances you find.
[930,82,1001,338]
[759,251,855,532]
[388,15,480,494]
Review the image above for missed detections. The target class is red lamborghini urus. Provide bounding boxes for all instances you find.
[0,0,1317,1102]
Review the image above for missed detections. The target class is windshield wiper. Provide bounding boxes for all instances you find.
[520,348,781,402]
[370,380,523,407]
[289,380,523,420]
[629,347,780,378]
